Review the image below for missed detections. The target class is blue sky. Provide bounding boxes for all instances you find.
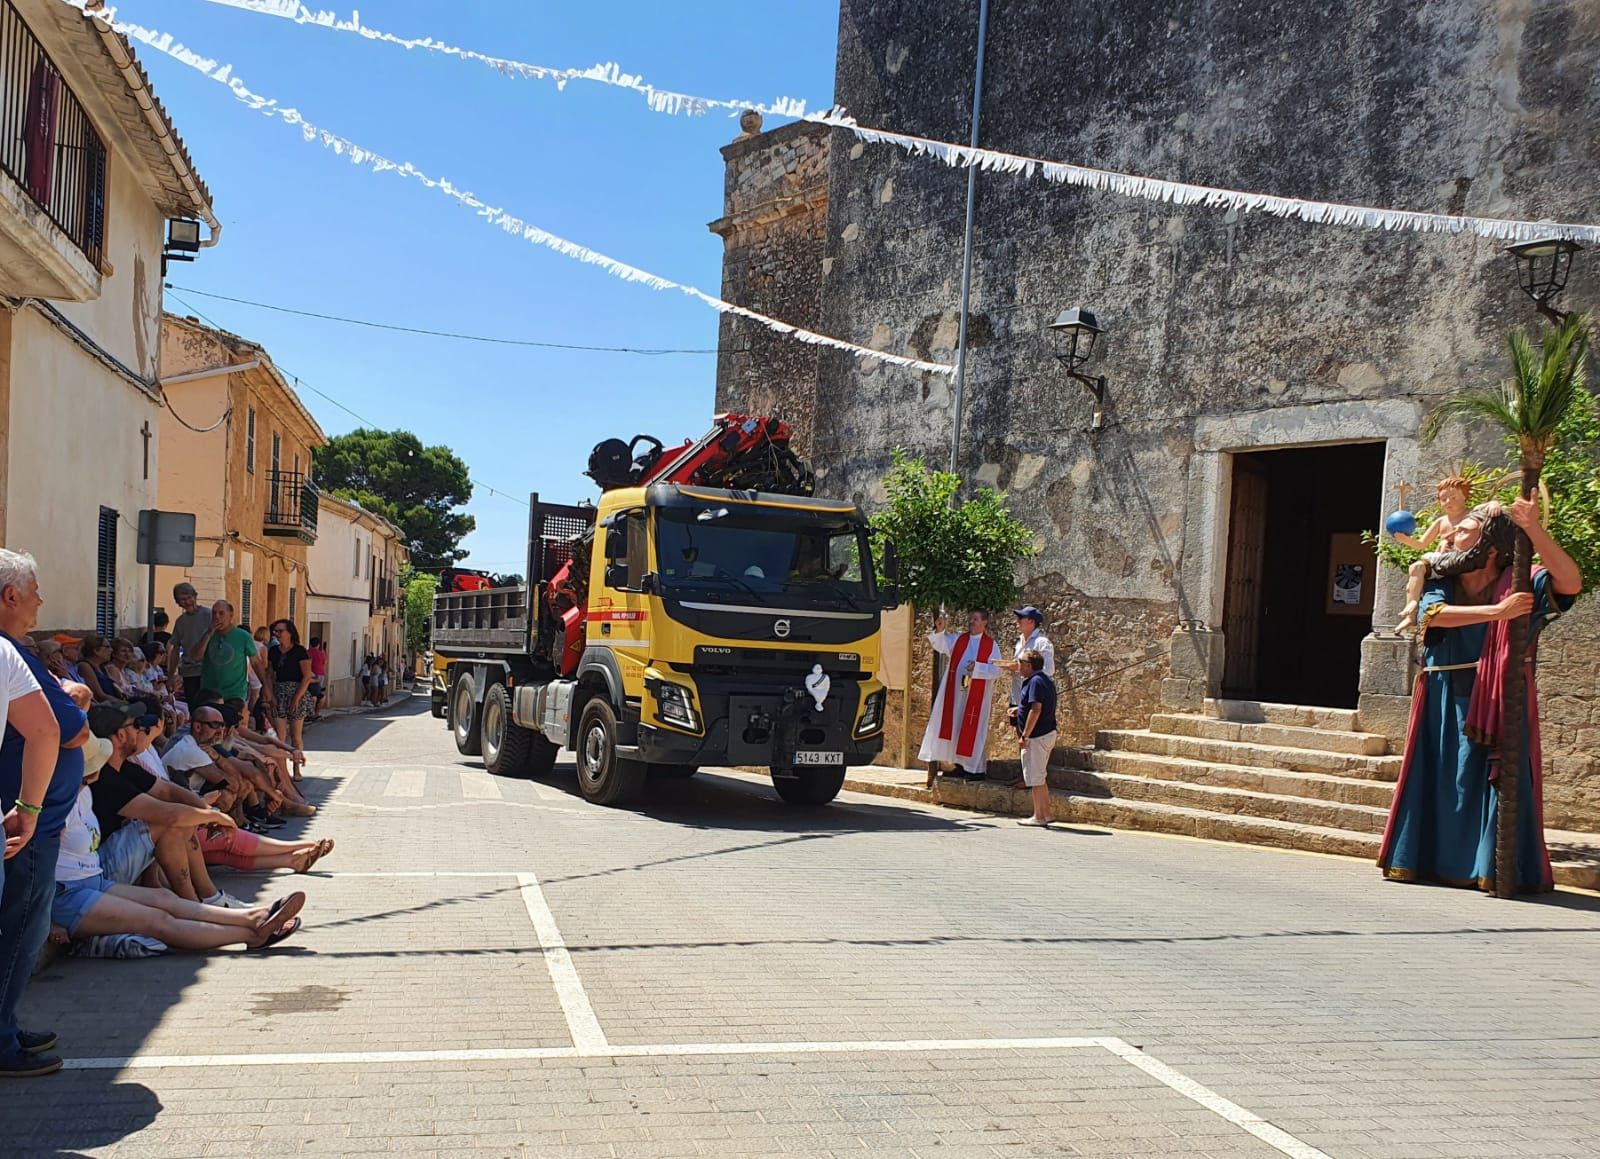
[125,0,840,575]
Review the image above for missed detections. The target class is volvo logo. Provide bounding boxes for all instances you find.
[773,619,792,639]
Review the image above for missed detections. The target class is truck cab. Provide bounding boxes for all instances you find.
[435,483,892,807]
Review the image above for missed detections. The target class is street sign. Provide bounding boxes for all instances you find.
[137,510,196,567]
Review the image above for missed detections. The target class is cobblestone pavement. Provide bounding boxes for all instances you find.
[2,693,1599,1157]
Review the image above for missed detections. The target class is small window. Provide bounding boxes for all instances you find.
[95,507,118,635]
[246,408,256,474]
[626,511,648,590]
[288,587,297,624]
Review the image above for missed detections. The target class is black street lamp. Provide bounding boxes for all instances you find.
[1505,237,1583,325]
[1050,308,1108,431]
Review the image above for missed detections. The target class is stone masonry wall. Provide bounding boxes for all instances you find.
[808,0,1600,820]
[709,117,831,456]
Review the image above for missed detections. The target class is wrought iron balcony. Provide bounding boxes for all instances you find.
[0,1,108,297]
[264,470,319,543]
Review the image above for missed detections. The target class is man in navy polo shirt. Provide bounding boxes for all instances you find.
[0,550,89,1078]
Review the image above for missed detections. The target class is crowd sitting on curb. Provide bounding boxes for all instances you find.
[0,563,337,1079]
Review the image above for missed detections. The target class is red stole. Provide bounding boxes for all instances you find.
[1465,566,1544,756]
[937,633,995,759]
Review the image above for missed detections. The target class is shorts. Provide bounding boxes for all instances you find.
[274,681,311,721]
[99,820,156,885]
[198,824,262,870]
[1020,730,1057,787]
[52,873,116,937]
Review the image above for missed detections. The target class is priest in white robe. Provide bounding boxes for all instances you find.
[919,609,1004,782]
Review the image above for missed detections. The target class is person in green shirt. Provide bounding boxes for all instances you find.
[194,601,257,706]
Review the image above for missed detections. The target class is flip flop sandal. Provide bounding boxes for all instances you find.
[255,916,300,950]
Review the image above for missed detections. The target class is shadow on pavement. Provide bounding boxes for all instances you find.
[0,1072,162,1156]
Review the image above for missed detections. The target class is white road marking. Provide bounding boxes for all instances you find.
[383,770,426,798]
[459,771,504,800]
[1098,1037,1332,1159]
[517,871,609,1053]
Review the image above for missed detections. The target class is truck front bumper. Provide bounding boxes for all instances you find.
[638,708,884,771]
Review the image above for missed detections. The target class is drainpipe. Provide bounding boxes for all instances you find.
[87,8,222,246]
[948,0,991,477]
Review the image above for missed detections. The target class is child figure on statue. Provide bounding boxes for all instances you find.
[1390,474,1473,633]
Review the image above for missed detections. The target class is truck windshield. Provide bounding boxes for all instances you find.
[654,508,876,606]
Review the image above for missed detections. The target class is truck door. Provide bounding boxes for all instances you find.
[591,509,651,688]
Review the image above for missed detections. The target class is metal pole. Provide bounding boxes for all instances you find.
[948,0,991,476]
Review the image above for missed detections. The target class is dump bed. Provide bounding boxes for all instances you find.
[431,495,594,657]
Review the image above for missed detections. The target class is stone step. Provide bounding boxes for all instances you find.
[841,768,1600,892]
[1098,729,1403,780]
[1052,767,1391,834]
[1066,747,1398,809]
[1151,713,1390,756]
[1203,698,1360,731]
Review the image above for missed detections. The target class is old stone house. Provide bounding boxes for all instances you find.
[306,491,408,707]
[156,314,326,632]
[712,1,1600,834]
[0,0,217,635]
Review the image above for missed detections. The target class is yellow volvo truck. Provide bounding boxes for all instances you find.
[433,481,896,807]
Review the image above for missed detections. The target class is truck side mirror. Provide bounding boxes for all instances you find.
[881,540,899,583]
[881,584,901,611]
[604,525,627,561]
[604,563,628,589]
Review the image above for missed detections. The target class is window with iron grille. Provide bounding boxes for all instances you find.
[288,587,297,625]
[95,507,117,635]
[246,407,256,473]
[241,578,253,630]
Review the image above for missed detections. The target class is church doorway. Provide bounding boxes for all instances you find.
[1221,442,1385,709]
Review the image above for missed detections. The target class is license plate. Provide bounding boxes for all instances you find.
[794,751,842,765]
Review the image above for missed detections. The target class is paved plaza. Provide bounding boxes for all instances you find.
[2,693,1598,1157]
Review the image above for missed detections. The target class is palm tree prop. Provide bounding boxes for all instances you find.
[1423,313,1590,898]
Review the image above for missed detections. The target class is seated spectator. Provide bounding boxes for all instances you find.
[101,638,141,698]
[122,642,163,696]
[76,634,118,702]
[54,634,84,683]
[35,637,66,681]
[53,738,303,953]
[86,701,248,907]
[190,691,314,819]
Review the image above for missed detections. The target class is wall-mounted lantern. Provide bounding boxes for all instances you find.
[1049,307,1108,431]
[1505,237,1583,325]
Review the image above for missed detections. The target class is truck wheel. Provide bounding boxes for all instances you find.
[452,673,482,756]
[772,765,846,805]
[650,764,699,780]
[575,699,646,806]
[482,683,533,777]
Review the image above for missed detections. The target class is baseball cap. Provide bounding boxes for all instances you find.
[1012,606,1044,624]
[53,633,83,647]
[88,700,140,738]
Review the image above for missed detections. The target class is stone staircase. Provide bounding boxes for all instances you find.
[1054,698,1600,890]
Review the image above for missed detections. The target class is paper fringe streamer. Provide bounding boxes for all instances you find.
[184,1,1597,243]
[195,0,808,119]
[70,4,948,377]
[807,111,1600,245]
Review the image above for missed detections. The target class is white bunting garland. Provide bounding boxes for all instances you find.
[194,0,808,119]
[807,110,1600,245]
[68,3,950,377]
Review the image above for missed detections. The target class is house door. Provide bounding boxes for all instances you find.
[265,583,279,627]
[1221,460,1268,696]
[1222,443,1385,708]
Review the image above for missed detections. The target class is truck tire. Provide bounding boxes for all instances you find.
[575,698,646,806]
[650,764,699,780]
[528,735,560,778]
[452,672,483,756]
[430,695,446,720]
[772,764,846,806]
[482,682,532,777]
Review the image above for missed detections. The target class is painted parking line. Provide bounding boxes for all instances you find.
[517,870,609,1053]
[382,769,426,797]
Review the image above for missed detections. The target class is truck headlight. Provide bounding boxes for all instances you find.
[856,690,886,736]
[653,682,700,731]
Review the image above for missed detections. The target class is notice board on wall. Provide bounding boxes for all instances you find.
[1326,531,1377,617]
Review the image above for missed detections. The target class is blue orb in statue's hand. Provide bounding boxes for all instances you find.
[1385,510,1417,537]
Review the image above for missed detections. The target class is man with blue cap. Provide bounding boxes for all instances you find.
[1000,606,1055,713]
